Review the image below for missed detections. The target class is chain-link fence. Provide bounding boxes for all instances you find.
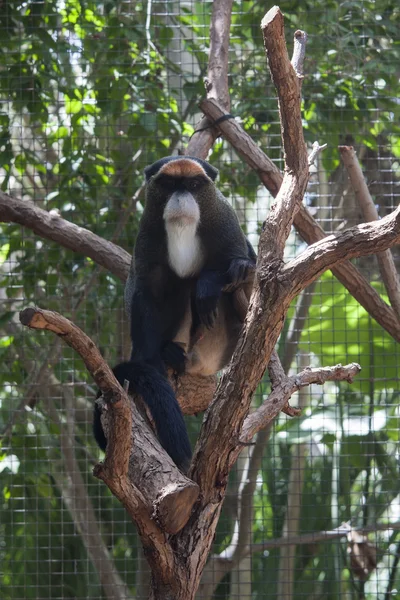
[0,1,399,598]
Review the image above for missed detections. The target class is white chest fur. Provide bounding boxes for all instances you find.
[165,221,203,278]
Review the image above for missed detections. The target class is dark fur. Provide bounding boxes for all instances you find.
[94,156,256,471]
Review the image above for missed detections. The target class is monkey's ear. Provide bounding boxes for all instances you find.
[144,163,158,181]
[201,162,219,182]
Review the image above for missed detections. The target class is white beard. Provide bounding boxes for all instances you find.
[165,221,203,278]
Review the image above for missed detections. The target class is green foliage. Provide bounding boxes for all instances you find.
[0,1,399,599]
[303,273,399,392]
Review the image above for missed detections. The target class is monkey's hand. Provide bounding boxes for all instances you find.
[196,271,222,329]
[161,341,187,375]
[227,258,255,288]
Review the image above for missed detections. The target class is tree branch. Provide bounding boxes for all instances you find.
[249,521,400,553]
[259,10,308,258]
[241,362,361,443]
[0,192,131,281]
[285,204,400,296]
[19,307,199,538]
[185,0,233,158]
[339,145,400,321]
[190,6,310,503]
[198,98,400,342]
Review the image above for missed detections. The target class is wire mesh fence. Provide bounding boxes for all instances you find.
[0,1,399,598]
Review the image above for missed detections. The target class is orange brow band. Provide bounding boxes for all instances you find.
[158,159,206,178]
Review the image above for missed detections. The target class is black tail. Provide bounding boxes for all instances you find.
[95,361,192,472]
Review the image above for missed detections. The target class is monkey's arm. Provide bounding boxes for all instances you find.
[196,270,225,328]
[196,237,256,328]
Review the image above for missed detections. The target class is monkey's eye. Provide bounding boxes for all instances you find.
[185,177,204,191]
[156,174,177,190]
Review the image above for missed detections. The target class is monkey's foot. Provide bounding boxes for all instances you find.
[161,341,187,374]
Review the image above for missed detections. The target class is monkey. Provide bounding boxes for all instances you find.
[93,156,256,471]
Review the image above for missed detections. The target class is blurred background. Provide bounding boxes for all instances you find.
[0,1,399,598]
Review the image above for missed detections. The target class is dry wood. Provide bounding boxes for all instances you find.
[19,307,199,536]
[1,192,131,281]
[339,145,400,320]
[285,203,400,295]
[199,99,400,343]
[185,0,233,158]
[241,362,361,443]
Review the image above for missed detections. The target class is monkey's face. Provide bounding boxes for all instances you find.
[145,158,218,228]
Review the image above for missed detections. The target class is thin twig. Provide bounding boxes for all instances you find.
[241,362,361,443]
[308,141,327,167]
[249,521,400,554]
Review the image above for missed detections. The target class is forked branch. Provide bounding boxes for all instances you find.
[241,362,361,443]
[198,101,400,342]
[19,307,199,538]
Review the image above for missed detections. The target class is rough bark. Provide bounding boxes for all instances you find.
[19,307,199,536]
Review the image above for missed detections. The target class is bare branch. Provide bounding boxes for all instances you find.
[0,192,131,281]
[199,97,400,342]
[339,145,400,320]
[308,141,327,167]
[291,29,307,78]
[249,521,400,553]
[285,204,400,296]
[260,7,308,258]
[185,0,233,158]
[19,307,199,540]
[241,362,361,443]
